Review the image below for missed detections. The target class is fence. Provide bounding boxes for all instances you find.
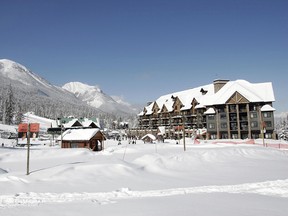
[198,139,288,150]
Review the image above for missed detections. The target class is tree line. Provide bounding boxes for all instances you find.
[0,84,137,129]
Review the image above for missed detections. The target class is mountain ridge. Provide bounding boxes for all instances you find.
[62,81,139,114]
[0,59,140,118]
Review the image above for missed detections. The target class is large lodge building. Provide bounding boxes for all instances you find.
[132,79,276,140]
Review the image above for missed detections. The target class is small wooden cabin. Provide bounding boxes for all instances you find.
[60,128,106,151]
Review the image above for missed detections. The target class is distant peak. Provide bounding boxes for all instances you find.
[62,81,103,94]
[0,59,29,71]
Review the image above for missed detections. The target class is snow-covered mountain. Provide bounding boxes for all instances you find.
[62,82,139,114]
[0,59,139,117]
[0,59,79,102]
[0,59,53,88]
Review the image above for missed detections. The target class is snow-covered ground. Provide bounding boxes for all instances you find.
[1,137,288,216]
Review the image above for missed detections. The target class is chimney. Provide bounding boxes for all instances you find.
[213,79,229,93]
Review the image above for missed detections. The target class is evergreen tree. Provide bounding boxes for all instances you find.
[4,85,15,125]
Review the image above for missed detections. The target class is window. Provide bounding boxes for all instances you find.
[230,122,237,130]
[220,113,226,120]
[229,105,236,112]
[207,115,215,120]
[251,121,258,128]
[221,123,227,128]
[264,121,272,128]
[263,112,272,118]
[208,123,215,129]
[71,143,78,148]
[250,112,257,119]
[230,113,237,121]
[218,107,225,113]
[221,133,228,139]
[210,134,217,139]
[241,122,248,130]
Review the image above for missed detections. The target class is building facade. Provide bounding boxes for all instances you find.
[132,79,276,140]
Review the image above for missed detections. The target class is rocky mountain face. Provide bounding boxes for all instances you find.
[62,82,139,114]
[0,59,140,121]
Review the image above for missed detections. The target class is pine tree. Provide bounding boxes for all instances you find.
[4,84,15,125]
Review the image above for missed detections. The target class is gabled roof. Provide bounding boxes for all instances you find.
[60,128,102,141]
[153,84,214,113]
[205,80,275,106]
[139,80,275,115]
[145,102,155,115]
[63,119,82,128]
[204,107,216,115]
[81,118,100,128]
[261,104,276,111]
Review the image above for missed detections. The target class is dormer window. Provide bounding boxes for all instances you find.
[200,88,208,95]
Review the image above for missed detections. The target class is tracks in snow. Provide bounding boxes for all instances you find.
[1,179,288,208]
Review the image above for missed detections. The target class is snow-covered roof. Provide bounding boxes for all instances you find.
[60,128,101,141]
[145,102,155,115]
[204,107,216,115]
[261,104,276,112]
[63,119,82,128]
[205,80,275,106]
[141,133,156,141]
[81,118,100,128]
[140,80,275,115]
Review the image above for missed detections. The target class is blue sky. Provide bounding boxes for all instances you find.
[1,0,287,112]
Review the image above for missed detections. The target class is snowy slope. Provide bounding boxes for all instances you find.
[0,59,139,116]
[63,82,139,114]
[21,112,54,131]
[0,59,55,89]
[62,82,115,108]
[0,134,288,215]
[0,59,139,114]
[0,59,80,102]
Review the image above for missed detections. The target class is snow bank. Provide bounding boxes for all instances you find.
[0,139,288,215]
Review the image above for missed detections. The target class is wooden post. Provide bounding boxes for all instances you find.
[26,124,30,175]
[182,113,186,151]
[183,127,186,151]
[247,104,251,139]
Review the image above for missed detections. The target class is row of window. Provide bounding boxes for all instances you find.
[210,132,273,140]
[208,121,273,130]
[207,111,272,120]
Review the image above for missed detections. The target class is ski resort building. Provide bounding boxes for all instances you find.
[59,128,106,151]
[134,79,276,140]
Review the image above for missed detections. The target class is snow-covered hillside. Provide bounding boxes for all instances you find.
[0,59,139,117]
[0,59,82,102]
[63,82,139,114]
[1,134,288,215]
[22,112,54,132]
[0,59,57,90]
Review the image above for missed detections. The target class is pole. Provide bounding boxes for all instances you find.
[183,127,186,151]
[261,126,266,147]
[26,123,30,175]
[182,114,186,151]
[61,122,63,147]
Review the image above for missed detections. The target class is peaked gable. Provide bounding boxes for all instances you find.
[226,91,250,104]
[160,104,168,113]
[152,102,160,115]
[172,96,183,113]
[64,119,83,128]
